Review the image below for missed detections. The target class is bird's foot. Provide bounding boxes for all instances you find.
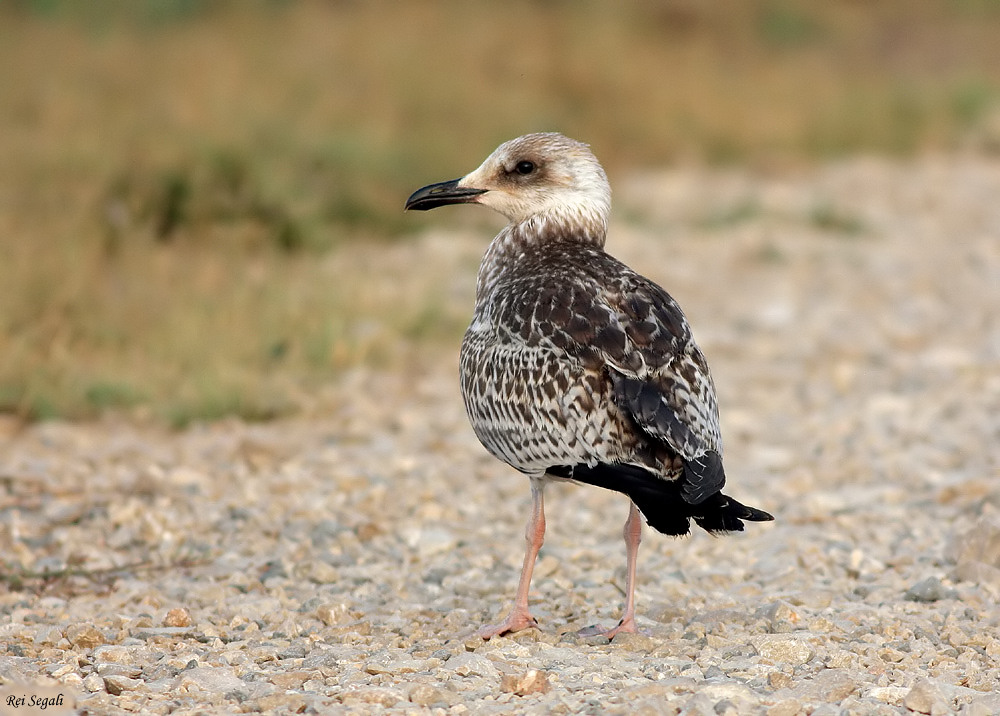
[477,609,539,640]
[576,615,638,641]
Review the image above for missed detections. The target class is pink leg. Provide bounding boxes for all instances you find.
[578,500,642,639]
[478,479,546,639]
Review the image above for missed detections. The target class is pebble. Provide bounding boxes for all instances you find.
[445,652,499,679]
[102,674,142,695]
[96,663,141,678]
[315,602,351,626]
[947,515,1000,567]
[268,671,312,690]
[177,666,246,694]
[500,669,551,696]
[339,687,406,707]
[749,635,814,666]
[65,624,104,649]
[965,694,1000,716]
[32,626,63,645]
[408,683,450,706]
[868,686,910,705]
[404,526,458,557]
[133,626,199,640]
[163,607,192,627]
[904,577,958,602]
[767,699,803,716]
[364,650,439,675]
[902,678,951,715]
[82,673,105,692]
[91,645,135,663]
[811,670,859,703]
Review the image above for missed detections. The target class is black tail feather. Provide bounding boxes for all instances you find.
[555,462,773,536]
[692,494,774,534]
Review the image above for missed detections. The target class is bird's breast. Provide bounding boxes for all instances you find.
[459,322,628,474]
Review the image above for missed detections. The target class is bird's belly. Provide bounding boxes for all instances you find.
[460,334,622,473]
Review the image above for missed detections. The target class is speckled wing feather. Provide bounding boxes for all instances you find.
[463,241,727,505]
[601,272,727,505]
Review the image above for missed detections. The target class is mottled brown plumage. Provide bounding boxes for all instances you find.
[406,132,772,640]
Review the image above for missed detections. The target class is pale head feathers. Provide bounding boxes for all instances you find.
[457,133,611,245]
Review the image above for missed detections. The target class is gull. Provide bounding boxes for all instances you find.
[405,133,773,640]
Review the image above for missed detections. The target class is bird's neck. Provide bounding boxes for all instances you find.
[475,207,608,304]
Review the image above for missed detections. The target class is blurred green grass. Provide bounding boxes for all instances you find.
[2,0,1000,423]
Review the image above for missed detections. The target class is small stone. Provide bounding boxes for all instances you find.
[626,680,699,699]
[868,686,909,705]
[303,560,339,584]
[463,636,484,652]
[61,673,84,689]
[82,673,105,692]
[946,515,1000,566]
[878,646,907,663]
[768,672,793,690]
[767,700,803,716]
[33,626,63,645]
[808,707,840,716]
[133,626,198,639]
[363,650,394,675]
[355,521,382,542]
[326,619,371,637]
[268,671,312,690]
[144,678,177,694]
[678,691,712,715]
[91,645,132,663]
[904,577,957,602]
[340,687,405,707]
[277,644,307,660]
[259,561,287,582]
[750,635,814,666]
[824,650,856,669]
[965,694,1000,716]
[253,693,308,712]
[44,663,77,678]
[902,678,950,715]
[316,602,351,626]
[445,652,499,679]
[609,631,658,651]
[178,666,246,693]
[756,601,801,629]
[103,674,142,695]
[500,669,550,696]
[714,699,738,716]
[405,526,457,558]
[704,665,725,679]
[96,663,142,679]
[164,607,192,627]
[698,683,761,711]
[66,624,104,649]
[364,649,436,675]
[812,670,858,703]
[950,560,1000,589]
[408,683,448,706]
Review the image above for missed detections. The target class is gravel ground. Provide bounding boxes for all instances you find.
[2,156,999,715]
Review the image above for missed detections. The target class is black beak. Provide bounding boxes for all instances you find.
[404,178,487,211]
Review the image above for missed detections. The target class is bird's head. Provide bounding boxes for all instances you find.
[405,133,611,237]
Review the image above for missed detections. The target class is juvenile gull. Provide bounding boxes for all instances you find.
[405,133,773,640]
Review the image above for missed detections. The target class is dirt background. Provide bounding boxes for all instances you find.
[2,157,999,715]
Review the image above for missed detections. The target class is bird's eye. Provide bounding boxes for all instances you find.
[515,160,535,175]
